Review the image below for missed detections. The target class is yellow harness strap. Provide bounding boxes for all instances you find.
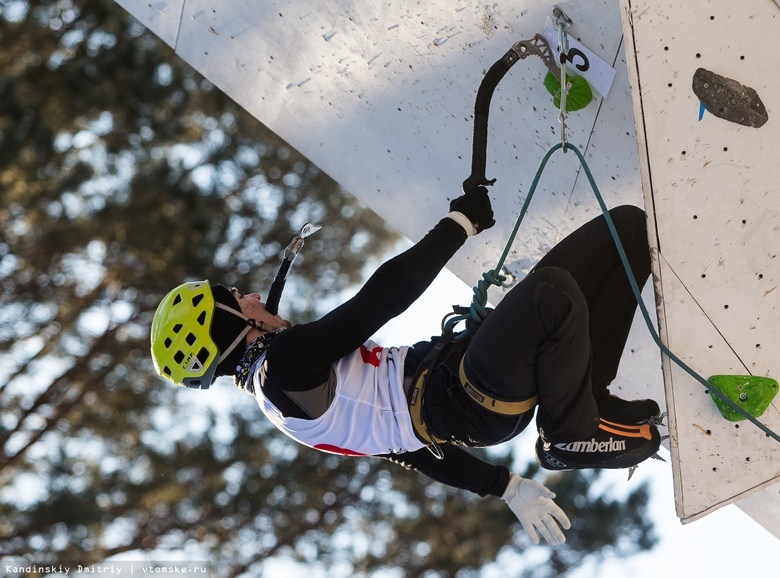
[459,356,539,415]
[408,369,447,446]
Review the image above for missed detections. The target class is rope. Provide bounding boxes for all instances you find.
[448,142,780,443]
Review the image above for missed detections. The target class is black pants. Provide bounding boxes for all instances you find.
[427,205,651,446]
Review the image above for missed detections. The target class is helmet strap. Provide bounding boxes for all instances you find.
[218,325,253,365]
[214,302,278,364]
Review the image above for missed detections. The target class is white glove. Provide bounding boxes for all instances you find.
[501,473,571,546]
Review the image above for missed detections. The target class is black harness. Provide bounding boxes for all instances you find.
[408,308,538,459]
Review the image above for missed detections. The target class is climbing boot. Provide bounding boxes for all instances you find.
[535,418,662,471]
[597,394,661,425]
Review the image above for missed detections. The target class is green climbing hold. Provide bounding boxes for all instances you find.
[544,71,593,112]
[707,375,779,422]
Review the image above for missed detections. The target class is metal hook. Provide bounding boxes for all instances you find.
[552,5,573,32]
[554,5,572,52]
[298,222,322,239]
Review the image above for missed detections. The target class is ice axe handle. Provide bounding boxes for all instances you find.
[264,223,320,316]
[265,259,291,316]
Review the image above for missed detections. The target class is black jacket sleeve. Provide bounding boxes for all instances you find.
[379,445,510,498]
[264,218,467,391]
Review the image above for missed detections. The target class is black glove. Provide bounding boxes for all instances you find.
[449,186,495,234]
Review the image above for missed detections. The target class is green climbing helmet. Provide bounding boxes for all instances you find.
[151,281,251,389]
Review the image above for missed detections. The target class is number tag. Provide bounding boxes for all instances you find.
[544,17,617,99]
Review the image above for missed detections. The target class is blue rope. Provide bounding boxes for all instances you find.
[449,142,780,443]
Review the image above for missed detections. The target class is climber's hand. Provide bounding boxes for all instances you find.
[448,186,495,235]
[501,473,571,546]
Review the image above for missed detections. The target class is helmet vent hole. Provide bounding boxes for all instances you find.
[174,351,185,364]
[185,332,196,346]
[192,294,204,307]
[196,311,207,325]
[163,366,172,376]
[197,347,210,364]
[172,323,183,334]
[164,337,172,348]
[172,294,182,305]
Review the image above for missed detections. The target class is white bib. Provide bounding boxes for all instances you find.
[253,340,425,456]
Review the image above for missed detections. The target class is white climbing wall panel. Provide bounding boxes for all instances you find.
[117,0,184,48]
[117,0,640,289]
[114,0,780,534]
[619,0,780,527]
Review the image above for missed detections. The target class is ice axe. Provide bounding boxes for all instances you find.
[265,222,321,315]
